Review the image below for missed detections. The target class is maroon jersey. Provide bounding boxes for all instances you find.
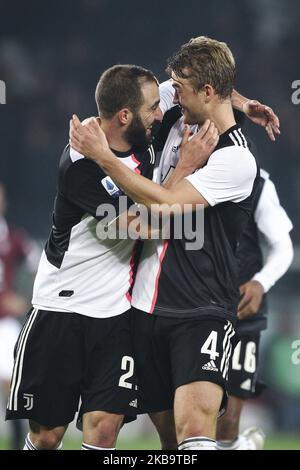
[0,218,32,317]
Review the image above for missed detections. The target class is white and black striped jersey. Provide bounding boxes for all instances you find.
[132,110,259,323]
[32,145,155,319]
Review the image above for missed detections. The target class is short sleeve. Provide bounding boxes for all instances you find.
[185,146,257,206]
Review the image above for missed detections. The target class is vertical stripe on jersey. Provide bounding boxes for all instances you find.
[131,154,141,174]
[150,240,169,314]
[8,308,39,411]
[220,321,235,379]
[148,145,155,164]
[233,129,244,147]
[126,240,140,302]
[237,129,248,148]
[229,128,248,149]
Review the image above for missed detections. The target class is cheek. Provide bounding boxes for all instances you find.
[186,99,198,112]
[144,114,154,126]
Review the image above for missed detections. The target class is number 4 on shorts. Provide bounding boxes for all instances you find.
[201,331,219,360]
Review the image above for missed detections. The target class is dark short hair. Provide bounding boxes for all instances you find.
[167,36,235,99]
[95,65,157,119]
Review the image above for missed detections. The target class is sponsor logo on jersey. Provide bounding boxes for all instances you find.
[101,176,122,197]
[240,378,252,391]
[129,399,138,408]
[202,360,218,372]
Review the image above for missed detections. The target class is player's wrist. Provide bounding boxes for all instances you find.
[176,161,194,176]
[94,147,114,166]
[178,150,205,175]
[241,99,251,115]
[251,274,267,293]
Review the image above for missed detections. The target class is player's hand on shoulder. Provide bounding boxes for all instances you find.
[69,114,110,161]
[242,100,280,142]
[179,119,219,174]
[237,280,264,320]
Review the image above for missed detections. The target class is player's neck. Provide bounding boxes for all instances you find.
[207,102,236,136]
[101,119,132,153]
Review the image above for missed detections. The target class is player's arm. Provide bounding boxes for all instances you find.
[74,122,217,240]
[102,201,167,240]
[252,177,294,291]
[105,124,212,239]
[70,115,256,217]
[238,237,293,319]
[231,89,280,141]
[69,116,220,214]
[238,178,294,319]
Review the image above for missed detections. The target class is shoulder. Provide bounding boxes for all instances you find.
[258,173,280,205]
[260,168,270,181]
[258,169,279,200]
[209,145,257,177]
[159,80,175,114]
[57,145,106,198]
[59,145,105,182]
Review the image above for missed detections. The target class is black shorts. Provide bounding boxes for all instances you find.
[131,308,235,415]
[6,308,137,427]
[227,331,265,399]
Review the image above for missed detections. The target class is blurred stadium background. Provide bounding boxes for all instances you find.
[1,0,300,450]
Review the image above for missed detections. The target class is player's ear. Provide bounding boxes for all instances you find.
[118,108,133,126]
[203,84,215,102]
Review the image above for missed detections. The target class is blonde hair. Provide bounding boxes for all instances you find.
[167,36,235,99]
